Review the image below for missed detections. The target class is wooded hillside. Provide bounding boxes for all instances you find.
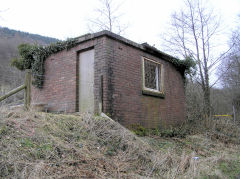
[0,27,58,89]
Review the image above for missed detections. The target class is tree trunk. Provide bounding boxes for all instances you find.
[203,86,211,117]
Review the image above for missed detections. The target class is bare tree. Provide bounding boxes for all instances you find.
[221,29,240,89]
[161,0,224,117]
[220,26,240,120]
[87,0,128,35]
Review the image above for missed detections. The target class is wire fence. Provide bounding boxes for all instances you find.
[0,68,25,107]
[1,67,238,124]
[0,69,97,112]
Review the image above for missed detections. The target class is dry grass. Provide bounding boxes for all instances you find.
[0,107,240,178]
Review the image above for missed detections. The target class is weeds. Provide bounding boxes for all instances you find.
[0,107,240,178]
[218,159,240,178]
[131,124,147,136]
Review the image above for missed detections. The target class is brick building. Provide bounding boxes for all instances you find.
[32,31,187,128]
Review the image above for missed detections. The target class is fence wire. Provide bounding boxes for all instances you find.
[0,68,25,107]
[0,68,98,111]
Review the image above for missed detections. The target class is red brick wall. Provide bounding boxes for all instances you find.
[103,38,186,128]
[32,35,186,128]
[32,37,108,113]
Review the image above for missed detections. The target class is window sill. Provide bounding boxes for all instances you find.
[142,89,165,98]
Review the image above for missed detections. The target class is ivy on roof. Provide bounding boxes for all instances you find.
[167,56,196,75]
[11,38,78,88]
[141,43,194,74]
[11,34,195,89]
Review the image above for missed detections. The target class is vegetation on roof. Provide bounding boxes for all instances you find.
[168,55,196,76]
[141,42,196,73]
[11,33,195,88]
[11,38,78,88]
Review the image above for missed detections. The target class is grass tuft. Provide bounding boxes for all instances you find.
[0,107,240,178]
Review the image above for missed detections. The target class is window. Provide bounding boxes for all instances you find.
[142,57,164,97]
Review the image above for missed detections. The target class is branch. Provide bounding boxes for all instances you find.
[208,45,234,70]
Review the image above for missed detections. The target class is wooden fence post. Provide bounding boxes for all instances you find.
[0,85,26,102]
[233,104,236,123]
[99,75,103,114]
[24,69,32,110]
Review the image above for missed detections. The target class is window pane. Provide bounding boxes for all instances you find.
[144,60,158,90]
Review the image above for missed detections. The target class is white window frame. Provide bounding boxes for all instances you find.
[142,57,164,96]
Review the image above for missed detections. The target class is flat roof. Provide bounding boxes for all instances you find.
[75,30,187,71]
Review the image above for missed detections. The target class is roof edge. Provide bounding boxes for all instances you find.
[75,30,187,71]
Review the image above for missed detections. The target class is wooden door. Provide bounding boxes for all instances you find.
[79,49,94,113]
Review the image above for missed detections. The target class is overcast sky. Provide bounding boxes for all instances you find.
[1,0,240,86]
[1,0,239,46]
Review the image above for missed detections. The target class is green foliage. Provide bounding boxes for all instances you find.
[20,138,34,148]
[157,126,188,138]
[11,58,24,70]
[200,170,221,179]
[159,128,175,137]
[184,56,197,77]
[105,145,118,156]
[150,128,160,136]
[131,123,188,138]
[131,124,147,136]
[218,160,240,178]
[36,143,53,159]
[20,138,54,159]
[166,55,196,77]
[11,38,78,88]
[10,44,36,70]
[0,126,8,137]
